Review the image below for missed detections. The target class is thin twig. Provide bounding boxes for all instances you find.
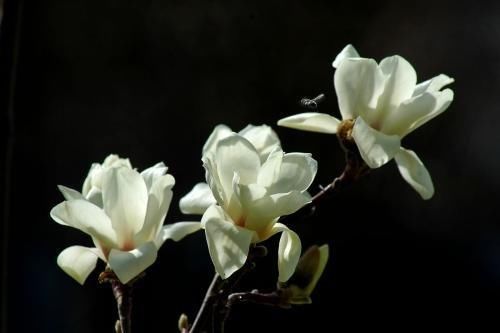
[226,290,289,309]
[189,273,220,333]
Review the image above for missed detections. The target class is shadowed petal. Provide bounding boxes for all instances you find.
[179,182,217,215]
[57,246,102,285]
[395,147,434,200]
[351,117,401,168]
[108,241,158,284]
[202,205,256,279]
[155,222,202,248]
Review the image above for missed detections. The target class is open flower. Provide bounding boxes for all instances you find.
[179,124,281,215]
[278,44,454,199]
[51,155,201,284]
[201,134,317,282]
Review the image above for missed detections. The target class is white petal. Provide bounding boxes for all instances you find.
[50,199,118,248]
[203,155,226,205]
[268,223,302,283]
[413,74,454,96]
[376,55,417,120]
[201,205,256,279]
[141,162,168,190]
[179,182,217,215]
[154,222,202,248]
[381,89,453,137]
[256,148,284,188]
[394,147,434,200]
[82,163,100,197]
[202,124,233,156]
[101,154,133,169]
[213,135,260,201]
[85,187,103,207]
[402,89,454,137]
[108,241,158,284]
[264,152,317,194]
[334,58,386,120]
[277,113,341,134]
[332,44,360,68]
[134,174,175,245]
[101,167,149,245]
[57,246,101,285]
[238,124,281,161]
[351,116,401,169]
[82,155,132,197]
[249,191,311,234]
[57,185,84,201]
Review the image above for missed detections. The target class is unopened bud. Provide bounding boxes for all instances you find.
[178,313,189,332]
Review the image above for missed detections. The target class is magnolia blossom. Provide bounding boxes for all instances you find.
[51,155,201,284]
[278,44,454,199]
[179,124,281,215]
[201,133,317,282]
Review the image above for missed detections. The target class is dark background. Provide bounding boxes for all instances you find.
[1,0,500,332]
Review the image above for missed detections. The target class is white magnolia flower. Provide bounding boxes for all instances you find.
[179,124,281,215]
[278,44,454,199]
[51,155,201,284]
[201,134,317,282]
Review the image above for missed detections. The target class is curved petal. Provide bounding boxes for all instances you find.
[141,162,168,190]
[134,174,175,245]
[351,116,401,169]
[245,191,311,236]
[334,58,386,120]
[213,135,261,201]
[179,182,217,215]
[394,147,434,200]
[57,185,84,201]
[266,223,302,282]
[101,167,149,245]
[202,124,233,156]
[201,205,256,279]
[82,163,100,197]
[85,187,103,207]
[57,246,102,285]
[240,187,310,237]
[238,124,281,161]
[332,44,360,68]
[402,89,454,137]
[375,55,417,122]
[108,241,158,284]
[277,113,341,134]
[381,89,453,137]
[413,74,454,96]
[155,222,202,248]
[203,155,227,206]
[82,155,132,197]
[264,152,317,194]
[50,199,118,248]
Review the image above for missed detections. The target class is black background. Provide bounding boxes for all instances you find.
[1,0,500,332]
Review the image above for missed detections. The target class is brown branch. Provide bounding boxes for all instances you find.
[188,245,268,333]
[99,270,142,333]
[111,281,132,333]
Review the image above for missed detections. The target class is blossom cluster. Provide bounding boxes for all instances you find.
[51,44,454,315]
